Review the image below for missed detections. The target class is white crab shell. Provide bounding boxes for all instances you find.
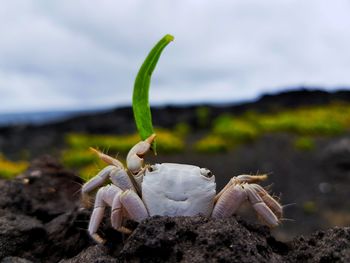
[141,163,216,217]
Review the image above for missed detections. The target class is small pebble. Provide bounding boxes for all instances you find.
[318,182,332,194]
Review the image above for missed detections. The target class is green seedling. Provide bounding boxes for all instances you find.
[133,34,174,154]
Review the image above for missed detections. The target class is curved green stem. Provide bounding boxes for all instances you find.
[132,34,174,154]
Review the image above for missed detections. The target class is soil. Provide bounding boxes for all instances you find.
[0,157,349,262]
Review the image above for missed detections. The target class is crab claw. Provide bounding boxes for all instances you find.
[89,147,124,168]
[146,133,157,144]
[127,134,156,174]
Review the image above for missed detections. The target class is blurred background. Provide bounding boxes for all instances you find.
[0,0,350,241]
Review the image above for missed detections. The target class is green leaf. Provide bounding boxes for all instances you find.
[132,34,174,154]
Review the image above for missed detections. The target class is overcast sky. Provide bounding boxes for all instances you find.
[0,0,349,113]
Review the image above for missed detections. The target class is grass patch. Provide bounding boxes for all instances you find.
[65,129,185,154]
[174,122,191,137]
[194,135,229,153]
[62,149,100,168]
[211,103,350,140]
[63,129,185,180]
[213,115,258,142]
[256,103,350,135]
[294,136,315,151]
[196,106,211,128]
[195,103,350,152]
[0,154,28,179]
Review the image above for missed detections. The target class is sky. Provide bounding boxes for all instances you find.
[0,0,350,113]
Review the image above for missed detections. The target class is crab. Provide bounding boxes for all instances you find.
[81,134,283,243]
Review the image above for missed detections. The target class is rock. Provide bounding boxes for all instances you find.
[119,216,288,263]
[60,245,117,263]
[1,257,34,263]
[41,208,94,262]
[322,138,350,175]
[0,156,83,222]
[0,209,45,260]
[289,227,350,263]
[0,156,90,262]
[1,156,350,262]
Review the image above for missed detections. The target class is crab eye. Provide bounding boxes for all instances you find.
[200,168,213,178]
[148,165,157,172]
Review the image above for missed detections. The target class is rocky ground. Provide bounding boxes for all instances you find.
[1,89,350,241]
[0,157,349,263]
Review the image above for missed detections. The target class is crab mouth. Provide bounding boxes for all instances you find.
[165,194,188,202]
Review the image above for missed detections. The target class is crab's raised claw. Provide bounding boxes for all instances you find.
[126,134,156,174]
[90,147,124,168]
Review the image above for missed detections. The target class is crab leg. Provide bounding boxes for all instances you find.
[250,184,283,219]
[111,191,132,235]
[109,168,136,192]
[245,184,279,227]
[212,185,247,218]
[214,174,267,203]
[119,190,148,222]
[88,185,122,243]
[89,147,139,191]
[81,165,116,208]
[235,174,268,184]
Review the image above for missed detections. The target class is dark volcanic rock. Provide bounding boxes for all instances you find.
[60,245,117,263]
[322,138,350,175]
[288,227,350,263]
[0,209,45,259]
[0,157,92,262]
[1,257,34,263]
[0,156,82,221]
[0,156,350,262]
[41,208,93,262]
[119,216,287,263]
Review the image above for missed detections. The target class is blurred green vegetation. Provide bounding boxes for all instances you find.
[195,103,350,153]
[213,115,259,141]
[2,103,349,179]
[303,201,318,214]
[62,149,100,168]
[174,122,191,137]
[66,129,184,154]
[256,105,349,135]
[0,154,28,179]
[196,106,210,128]
[294,136,315,151]
[219,103,350,137]
[194,135,229,153]
[62,128,185,180]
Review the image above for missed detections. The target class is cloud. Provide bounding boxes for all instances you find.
[0,0,349,112]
